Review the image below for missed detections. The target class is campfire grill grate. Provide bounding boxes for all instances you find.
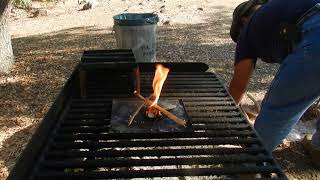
[8,50,287,180]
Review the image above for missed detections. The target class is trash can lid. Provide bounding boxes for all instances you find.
[113,13,159,26]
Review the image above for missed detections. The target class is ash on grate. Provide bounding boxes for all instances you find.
[110,98,193,133]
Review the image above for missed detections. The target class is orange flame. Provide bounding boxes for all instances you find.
[150,64,169,107]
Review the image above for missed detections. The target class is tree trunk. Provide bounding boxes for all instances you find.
[0,1,14,73]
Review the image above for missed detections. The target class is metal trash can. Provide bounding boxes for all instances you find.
[113,13,159,62]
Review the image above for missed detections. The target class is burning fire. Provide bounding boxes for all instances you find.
[150,64,170,107]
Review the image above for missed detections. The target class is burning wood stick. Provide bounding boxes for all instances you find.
[128,101,145,127]
[128,95,153,127]
[134,91,187,127]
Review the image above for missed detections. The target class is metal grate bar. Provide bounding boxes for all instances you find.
[85,94,130,98]
[186,106,238,111]
[193,124,250,130]
[68,108,107,113]
[188,112,241,117]
[57,124,250,133]
[50,138,261,150]
[57,126,110,133]
[11,63,286,180]
[41,155,274,168]
[191,117,245,123]
[61,121,110,126]
[140,84,224,88]
[53,131,257,142]
[143,72,216,76]
[70,97,233,102]
[143,81,224,85]
[36,166,283,179]
[46,147,266,159]
[153,93,229,97]
[66,114,110,119]
[126,88,226,92]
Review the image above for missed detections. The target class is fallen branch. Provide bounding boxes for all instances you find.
[134,91,187,127]
[247,93,260,112]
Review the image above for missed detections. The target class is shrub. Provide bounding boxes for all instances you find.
[12,0,32,9]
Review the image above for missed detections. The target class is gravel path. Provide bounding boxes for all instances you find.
[0,0,318,179]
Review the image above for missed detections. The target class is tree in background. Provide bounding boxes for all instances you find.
[0,0,14,73]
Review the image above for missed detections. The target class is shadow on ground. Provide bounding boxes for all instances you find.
[0,124,38,171]
[273,142,320,180]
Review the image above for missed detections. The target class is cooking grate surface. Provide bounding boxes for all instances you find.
[8,51,287,180]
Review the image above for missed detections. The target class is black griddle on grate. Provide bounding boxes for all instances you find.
[8,50,287,180]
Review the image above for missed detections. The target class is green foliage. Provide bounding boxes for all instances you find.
[12,0,32,9]
[11,0,58,9]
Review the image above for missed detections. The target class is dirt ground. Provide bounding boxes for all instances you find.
[0,0,319,179]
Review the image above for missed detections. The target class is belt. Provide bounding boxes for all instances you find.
[297,3,320,27]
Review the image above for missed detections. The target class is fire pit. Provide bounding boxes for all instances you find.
[111,64,193,133]
[111,98,193,133]
[8,50,287,180]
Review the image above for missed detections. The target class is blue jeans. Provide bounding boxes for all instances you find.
[254,15,320,152]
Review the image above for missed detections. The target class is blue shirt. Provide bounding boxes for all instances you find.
[235,0,320,65]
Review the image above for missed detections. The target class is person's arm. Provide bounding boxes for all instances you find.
[228,58,255,105]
